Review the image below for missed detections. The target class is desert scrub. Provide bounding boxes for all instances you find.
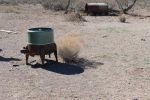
[57,33,83,63]
[0,4,22,13]
[119,14,126,23]
[66,12,87,23]
[0,0,18,5]
[102,27,129,33]
[41,0,68,11]
[40,0,118,11]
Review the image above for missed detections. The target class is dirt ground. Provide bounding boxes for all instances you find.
[1,4,150,100]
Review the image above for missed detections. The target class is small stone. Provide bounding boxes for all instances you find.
[74,96,78,98]
[102,35,108,38]
[141,39,146,41]
[133,98,138,100]
[139,17,144,19]
[13,65,19,67]
[128,82,131,84]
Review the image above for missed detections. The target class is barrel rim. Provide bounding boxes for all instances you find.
[28,27,53,32]
[27,42,55,45]
[86,3,108,6]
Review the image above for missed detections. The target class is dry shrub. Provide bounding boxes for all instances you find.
[119,14,126,23]
[11,0,42,4]
[0,0,18,5]
[67,12,87,22]
[40,0,118,11]
[0,4,22,13]
[41,0,68,11]
[57,33,83,63]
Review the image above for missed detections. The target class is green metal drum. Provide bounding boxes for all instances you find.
[27,28,54,45]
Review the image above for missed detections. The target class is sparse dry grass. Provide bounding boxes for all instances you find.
[40,0,117,11]
[41,0,68,11]
[66,12,87,22]
[0,4,22,13]
[57,33,83,63]
[0,0,18,5]
[1,0,149,14]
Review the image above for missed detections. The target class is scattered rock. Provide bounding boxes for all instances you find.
[30,60,36,64]
[141,39,146,41]
[102,35,108,38]
[137,67,144,70]
[9,68,14,71]
[13,64,19,67]
[139,17,144,19]
[133,98,138,100]
[128,82,131,84]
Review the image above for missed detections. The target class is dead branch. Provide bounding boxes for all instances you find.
[64,0,71,14]
[115,0,137,14]
[0,29,17,34]
[124,0,137,12]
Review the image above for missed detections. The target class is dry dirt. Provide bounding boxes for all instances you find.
[1,4,150,100]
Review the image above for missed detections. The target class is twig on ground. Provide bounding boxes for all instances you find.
[0,29,17,34]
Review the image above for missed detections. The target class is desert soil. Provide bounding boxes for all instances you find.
[1,4,150,100]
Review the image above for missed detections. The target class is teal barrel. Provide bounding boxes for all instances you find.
[27,28,54,45]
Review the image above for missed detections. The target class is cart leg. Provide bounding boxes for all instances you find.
[40,54,45,64]
[53,43,58,62]
[49,54,51,58]
[54,50,58,62]
[26,53,29,65]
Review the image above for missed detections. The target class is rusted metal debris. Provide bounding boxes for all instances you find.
[85,3,109,16]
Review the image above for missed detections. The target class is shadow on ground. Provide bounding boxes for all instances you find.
[0,56,21,62]
[30,58,104,75]
[31,60,84,75]
[66,58,104,69]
